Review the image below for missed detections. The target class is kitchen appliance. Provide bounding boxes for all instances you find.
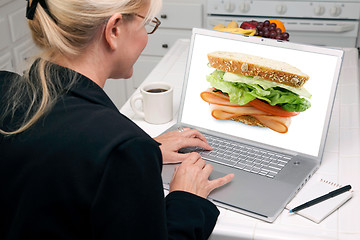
[206,0,360,48]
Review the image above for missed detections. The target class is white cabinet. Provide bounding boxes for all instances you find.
[103,78,129,110]
[8,7,30,42]
[0,15,11,51]
[156,2,203,29]
[13,39,40,74]
[0,0,39,74]
[0,0,11,7]
[143,28,193,56]
[0,52,13,71]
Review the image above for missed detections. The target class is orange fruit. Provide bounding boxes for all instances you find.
[269,19,286,32]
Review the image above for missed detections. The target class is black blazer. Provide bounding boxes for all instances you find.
[0,66,219,240]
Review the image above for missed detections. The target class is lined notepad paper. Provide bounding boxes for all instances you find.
[286,178,353,223]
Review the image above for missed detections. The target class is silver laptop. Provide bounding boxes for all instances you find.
[161,28,344,222]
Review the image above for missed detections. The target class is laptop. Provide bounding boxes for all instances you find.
[161,28,344,223]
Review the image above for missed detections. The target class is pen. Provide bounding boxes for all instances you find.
[289,185,352,213]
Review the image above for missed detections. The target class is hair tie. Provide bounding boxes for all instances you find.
[26,0,57,23]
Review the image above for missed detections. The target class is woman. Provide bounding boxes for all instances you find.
[0,0,233,239]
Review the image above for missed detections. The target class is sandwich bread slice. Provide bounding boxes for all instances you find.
[207,51,309,87]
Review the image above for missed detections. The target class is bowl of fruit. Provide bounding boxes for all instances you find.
[240,19,290,41]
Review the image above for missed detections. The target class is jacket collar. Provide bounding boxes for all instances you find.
[68,71,119,112]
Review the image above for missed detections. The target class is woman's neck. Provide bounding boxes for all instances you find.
[53,43,111,89]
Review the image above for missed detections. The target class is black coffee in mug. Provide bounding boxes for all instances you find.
[147,88,168,93]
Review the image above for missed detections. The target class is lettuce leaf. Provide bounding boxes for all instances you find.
[206,70,311,112]
[206,70,256,105]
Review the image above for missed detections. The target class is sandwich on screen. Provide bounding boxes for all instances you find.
[200,51,312,134]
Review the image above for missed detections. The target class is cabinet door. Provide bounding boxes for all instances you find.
[8,6,30,42]
[0,15,11,51]
[132,55,162,88]
[0,0,11,7]
[13,39,40,74]
[158,2,203,29]
[0,51,13,71]
[142,29,192,56]
[103,79,128,110]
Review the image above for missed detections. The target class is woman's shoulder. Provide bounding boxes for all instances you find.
[0,71,20,84]
[87,108,150,140]
[0,71,21,101]
[0,70,21,80]
[0,70,18,76]
[0,71,22,93]
[51,103,155,151]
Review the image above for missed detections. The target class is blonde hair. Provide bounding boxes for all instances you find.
[0,0,162,135]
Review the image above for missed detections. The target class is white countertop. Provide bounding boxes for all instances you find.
[120,39,360,240]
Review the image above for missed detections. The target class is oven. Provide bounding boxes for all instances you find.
[206,0,360,48]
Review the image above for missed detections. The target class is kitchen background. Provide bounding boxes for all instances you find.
[1,0,359,108]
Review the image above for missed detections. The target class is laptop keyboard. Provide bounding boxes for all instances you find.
[181,133,292,179]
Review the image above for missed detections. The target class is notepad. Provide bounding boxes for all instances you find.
[286,178,353,223]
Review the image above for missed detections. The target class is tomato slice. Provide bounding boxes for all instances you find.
[249,99,299,117]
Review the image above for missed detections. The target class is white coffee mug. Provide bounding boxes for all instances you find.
[130,82,173,124]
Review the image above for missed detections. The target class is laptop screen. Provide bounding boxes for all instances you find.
[180,29,343,157]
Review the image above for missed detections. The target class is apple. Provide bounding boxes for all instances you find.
[240,21,257,29]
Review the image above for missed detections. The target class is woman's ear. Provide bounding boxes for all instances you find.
[104,13,123,50]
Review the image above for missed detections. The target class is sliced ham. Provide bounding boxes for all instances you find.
[200,88,251,107]
[253,115,291,134]
[201,90,292,133]
[210,104,268,120]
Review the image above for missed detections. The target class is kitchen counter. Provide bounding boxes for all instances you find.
[120,39,360,240]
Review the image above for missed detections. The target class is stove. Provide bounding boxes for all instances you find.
[206,0,360,48]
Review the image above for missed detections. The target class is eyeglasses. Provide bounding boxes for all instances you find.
[135,14,161,34]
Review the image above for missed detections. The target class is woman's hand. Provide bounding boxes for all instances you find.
[169,153,234,198]
[154,128,213,164]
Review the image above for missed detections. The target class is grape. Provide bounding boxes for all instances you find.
[257,22,264,31]
[269,31,277,39]
[263,30,270,38]
[251,19,290,40]
[281,32,290,40]
[270,23,277,28]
